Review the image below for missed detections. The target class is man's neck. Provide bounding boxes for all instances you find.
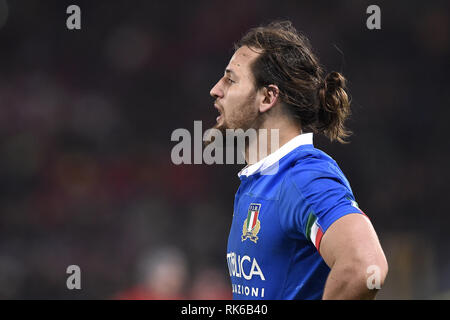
[244,120,302,165]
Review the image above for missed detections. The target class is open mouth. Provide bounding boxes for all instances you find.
[214,104,223,122]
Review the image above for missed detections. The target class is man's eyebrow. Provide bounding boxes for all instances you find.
[225,69,238,77]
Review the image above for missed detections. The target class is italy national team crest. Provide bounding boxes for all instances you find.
[242,203,261,243]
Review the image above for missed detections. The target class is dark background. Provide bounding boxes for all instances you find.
[0,0,448,299]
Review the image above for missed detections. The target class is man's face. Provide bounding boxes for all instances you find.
[209,46,262,133]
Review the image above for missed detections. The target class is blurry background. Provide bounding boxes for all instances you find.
[0,0,448,299]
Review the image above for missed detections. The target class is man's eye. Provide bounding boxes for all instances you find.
[227,78,235,84]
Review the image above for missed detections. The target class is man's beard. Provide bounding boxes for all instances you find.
[204,95,261,148]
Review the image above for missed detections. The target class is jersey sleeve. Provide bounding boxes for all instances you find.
[278,158,365,252]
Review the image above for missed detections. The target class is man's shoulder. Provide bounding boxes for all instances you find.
[290,147,338,175]
[284,147,346,192]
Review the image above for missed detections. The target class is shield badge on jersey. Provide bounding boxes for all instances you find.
[242,203,261,243]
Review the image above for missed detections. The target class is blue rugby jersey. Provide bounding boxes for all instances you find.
[226,133,365,300]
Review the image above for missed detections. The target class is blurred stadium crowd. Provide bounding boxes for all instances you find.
[0,0,449,299]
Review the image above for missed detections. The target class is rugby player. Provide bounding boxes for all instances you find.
[209,21,388,300]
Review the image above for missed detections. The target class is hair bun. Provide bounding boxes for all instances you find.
[323,71,346,92]
[317,71,351,143]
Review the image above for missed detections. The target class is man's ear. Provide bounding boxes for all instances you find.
[259,84,280,113]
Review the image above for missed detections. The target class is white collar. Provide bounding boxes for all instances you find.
[237,132,313,178]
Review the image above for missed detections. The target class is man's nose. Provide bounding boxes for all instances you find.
[210,80,223,99]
